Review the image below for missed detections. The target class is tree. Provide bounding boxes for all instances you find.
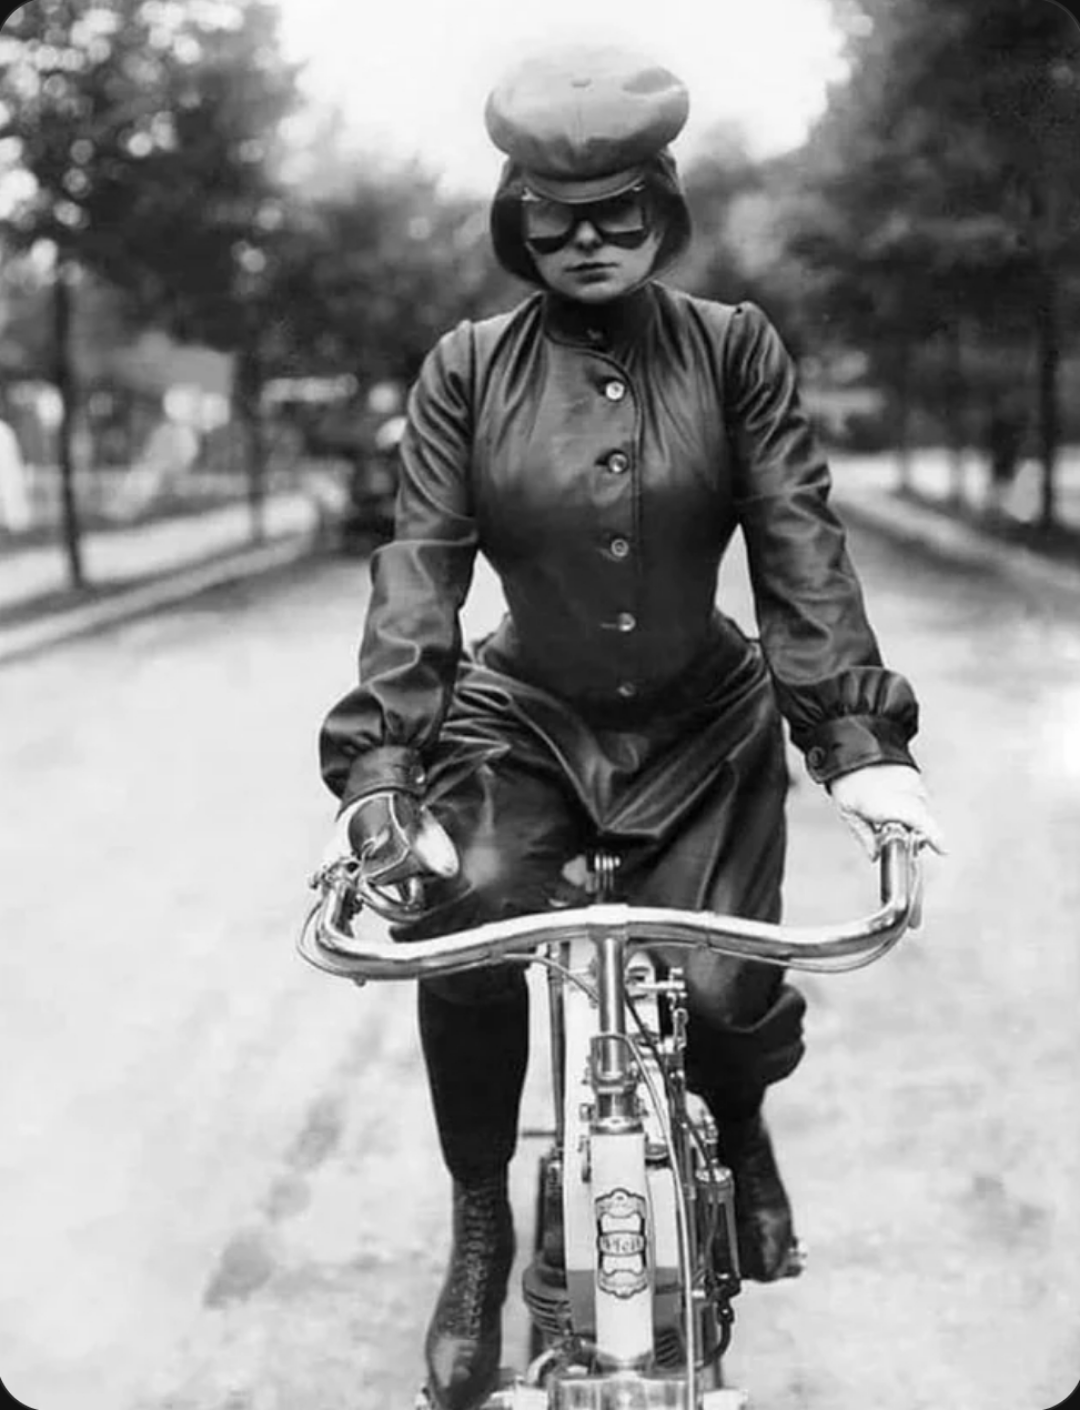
[0,245,135,384]
[681,125,779,315]
[681,125,842,362]
[102,1,301,541]
[275,165,515,388]
[789,0,1080,521]
[0,0,300,580]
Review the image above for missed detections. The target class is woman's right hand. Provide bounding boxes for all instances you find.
[324,790,459,916]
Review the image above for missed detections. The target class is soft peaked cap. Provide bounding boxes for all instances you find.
[484,45,690,202]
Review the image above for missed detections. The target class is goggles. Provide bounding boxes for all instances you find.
[521,184,652,255]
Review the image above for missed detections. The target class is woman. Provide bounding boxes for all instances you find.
[319,46,944,1410]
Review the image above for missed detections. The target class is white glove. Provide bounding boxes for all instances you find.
[828,763,946,859]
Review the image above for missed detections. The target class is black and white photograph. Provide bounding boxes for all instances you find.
[0,1,1078,1408]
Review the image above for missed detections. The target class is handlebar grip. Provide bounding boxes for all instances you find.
[876,823,923,928]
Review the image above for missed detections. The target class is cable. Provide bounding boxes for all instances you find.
[508,949,600,1005]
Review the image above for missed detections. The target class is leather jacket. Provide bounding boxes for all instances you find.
[320,283,918,806]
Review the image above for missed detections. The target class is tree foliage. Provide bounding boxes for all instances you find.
[785,0,1080,515]
[0,0,296,273]
[681,126,820,357]
[0,0,301,573]
[274,168,515,386]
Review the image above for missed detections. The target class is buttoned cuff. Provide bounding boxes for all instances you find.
[340,746,427,812]
[802,715,917,787]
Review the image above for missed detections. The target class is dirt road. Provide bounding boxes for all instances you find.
[1,523,1077,1410]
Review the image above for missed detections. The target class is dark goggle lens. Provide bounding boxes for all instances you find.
[523,190,651,253]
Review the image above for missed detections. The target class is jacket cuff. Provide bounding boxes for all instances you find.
[802,715,917,787]
[339,746,427,812]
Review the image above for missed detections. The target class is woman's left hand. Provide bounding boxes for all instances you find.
[828,763,946,859]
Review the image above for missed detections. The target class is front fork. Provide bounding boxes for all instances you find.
[557,921,739,1377]
[589,929,654,1370]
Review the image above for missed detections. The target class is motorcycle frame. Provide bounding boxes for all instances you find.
[530,859,740,1410]
[299,823,922,1410]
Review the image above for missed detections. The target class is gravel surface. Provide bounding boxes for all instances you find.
[1,526,1078,1410]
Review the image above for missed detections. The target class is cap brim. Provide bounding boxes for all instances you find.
[521,165,647,203]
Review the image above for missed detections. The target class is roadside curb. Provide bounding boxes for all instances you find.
[0,532,319,668]
[834,486,1080,599]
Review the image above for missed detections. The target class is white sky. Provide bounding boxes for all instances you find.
[275,0,847,193]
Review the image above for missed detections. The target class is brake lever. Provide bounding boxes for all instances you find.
[355,871,429,923]
[906,840,925,931]
[309,853,429,926]
[309,854,361,893]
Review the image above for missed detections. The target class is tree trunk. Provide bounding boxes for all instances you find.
[234,346,266,545]
[893,342,913,493]
[1035,261,1060,533]
[947,322,967,507]
[53,256,84,589]
[1030,94,1065,534]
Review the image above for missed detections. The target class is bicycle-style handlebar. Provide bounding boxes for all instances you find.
[298,824,923,982]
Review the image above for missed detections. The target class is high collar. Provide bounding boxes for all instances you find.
[543,283,657,355]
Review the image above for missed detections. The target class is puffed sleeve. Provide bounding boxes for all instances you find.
[319,322,479,806]
[725,302,919,785]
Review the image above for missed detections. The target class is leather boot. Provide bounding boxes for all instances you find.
[424,1172,515,1410]
[714,1111,802,1282]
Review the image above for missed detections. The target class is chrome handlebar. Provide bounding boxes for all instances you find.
[298,824,923,982]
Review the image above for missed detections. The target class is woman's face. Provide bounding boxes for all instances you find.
[529,217,664,303]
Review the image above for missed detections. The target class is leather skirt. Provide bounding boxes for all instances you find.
[403,612,807,1182]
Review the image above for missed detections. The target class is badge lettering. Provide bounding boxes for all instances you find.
[594,1187,649,1298]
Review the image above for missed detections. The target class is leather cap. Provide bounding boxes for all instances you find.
[484,46,690,203]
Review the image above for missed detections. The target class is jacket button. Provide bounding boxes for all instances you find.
[617,682,638,699]
[607,452,629,474]
[609,536,630,558]
[616,611,636,632]
[603,380,626,401]
[807,746,827,771]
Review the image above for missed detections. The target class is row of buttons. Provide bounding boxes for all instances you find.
[603,379,634,700]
